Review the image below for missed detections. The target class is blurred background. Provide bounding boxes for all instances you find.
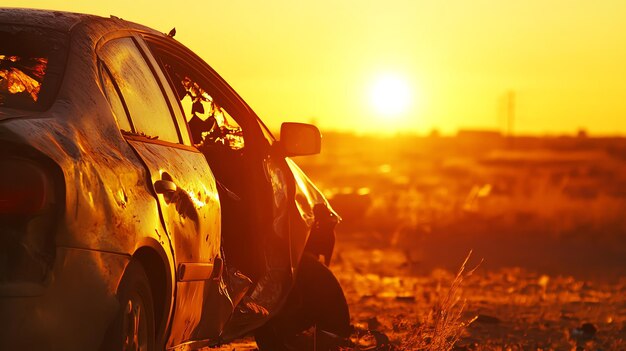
[291,131,626,348]
[296,132,626,278]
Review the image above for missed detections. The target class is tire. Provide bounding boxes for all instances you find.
[102,260,156,351]
[255,254,351,351]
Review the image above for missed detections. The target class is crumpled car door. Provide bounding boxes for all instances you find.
[127,140,229,345]
[97,36,229,346]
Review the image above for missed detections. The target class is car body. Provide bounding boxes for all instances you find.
[0,8,345,350]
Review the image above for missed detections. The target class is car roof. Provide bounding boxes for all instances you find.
[0,7,163,36]
[0,8,96,32]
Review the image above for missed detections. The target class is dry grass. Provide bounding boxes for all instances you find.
[403,251,480,351]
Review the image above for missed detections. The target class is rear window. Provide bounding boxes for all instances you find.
[0,25,67,111]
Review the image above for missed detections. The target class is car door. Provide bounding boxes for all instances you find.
[97,35,230,346]
[143,36,298,312]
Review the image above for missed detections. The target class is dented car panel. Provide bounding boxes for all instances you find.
[285,158,340,265]
[125,139,226,346]
[0,8,342,351]
[286,157,338,227]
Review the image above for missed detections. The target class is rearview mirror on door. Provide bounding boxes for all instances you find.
[279,122,322,157]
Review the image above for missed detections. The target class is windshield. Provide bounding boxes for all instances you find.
[0,25,67,111]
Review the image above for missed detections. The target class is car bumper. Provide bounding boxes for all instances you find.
[0,247,129,351]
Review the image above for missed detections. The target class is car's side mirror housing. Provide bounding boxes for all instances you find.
[279,122,321,157]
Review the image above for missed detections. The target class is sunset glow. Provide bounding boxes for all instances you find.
[5,1,626,135]
[369,74,413,120]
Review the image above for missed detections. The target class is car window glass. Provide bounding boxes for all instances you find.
[133,38,192,146]
[160,60,244,150]
[181,75,243,150]
[99,37,179,143]
[0,25,67,111]
[100,64,132,132]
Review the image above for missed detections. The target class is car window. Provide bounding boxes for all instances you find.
[99,64,132,132]
[152,50,244,150]
[132,37,192,146]
[0,25,67,111]
[178,74,244,150]
[99,37,179,143]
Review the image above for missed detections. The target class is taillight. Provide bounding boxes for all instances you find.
[0,157,58,290]
[0,159,48,215]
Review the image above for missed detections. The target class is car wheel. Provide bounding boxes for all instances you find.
[255,254,351,351]
[102,260,155,351]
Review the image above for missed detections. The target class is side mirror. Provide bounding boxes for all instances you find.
[279,122,321,156]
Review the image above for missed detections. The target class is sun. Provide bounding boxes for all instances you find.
[369,74,413,118]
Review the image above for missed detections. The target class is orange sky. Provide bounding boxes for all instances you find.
[6,1,626,135]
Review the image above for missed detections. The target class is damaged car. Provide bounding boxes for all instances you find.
[0,8,349,351]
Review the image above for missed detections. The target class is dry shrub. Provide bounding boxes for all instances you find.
[404,251,480,351]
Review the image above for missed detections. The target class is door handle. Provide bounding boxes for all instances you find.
[154,179,177,194]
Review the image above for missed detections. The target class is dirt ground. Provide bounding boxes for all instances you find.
[214,230,626,351]
[215,230,626,350]
[332,231,626,350]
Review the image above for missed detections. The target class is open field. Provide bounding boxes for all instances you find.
[333,239,626,350]
[217,132,626,350]
[300,132,626,350]
[301,132,626,279]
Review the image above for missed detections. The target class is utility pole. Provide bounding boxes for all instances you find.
[506,90,515,137]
